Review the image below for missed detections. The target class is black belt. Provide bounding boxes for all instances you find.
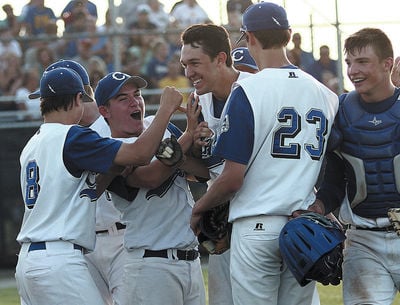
[96,222,126,234]
[28,242,83,252]
[353,225,394,232]
[143,249,199,261]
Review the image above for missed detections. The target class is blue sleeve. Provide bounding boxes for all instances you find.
[167,122,183,138]
[213,86,254,165]
[64,125,122,177]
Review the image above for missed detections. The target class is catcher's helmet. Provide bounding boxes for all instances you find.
[279,212,346,287]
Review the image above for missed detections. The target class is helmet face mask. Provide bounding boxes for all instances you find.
[279,212,346,286]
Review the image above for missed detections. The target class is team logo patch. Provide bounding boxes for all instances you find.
[220,114,230,134]
[368,116,382,126]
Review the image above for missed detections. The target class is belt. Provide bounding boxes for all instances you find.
[96,222,126,234]
[352,225,394,232]
[143,249,199,261]
[28,242,83,252]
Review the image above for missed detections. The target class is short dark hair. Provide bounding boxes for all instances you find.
[40,95,76,116]
[253,29,291,49]
[181,24,233,67]
[344,28,393,61]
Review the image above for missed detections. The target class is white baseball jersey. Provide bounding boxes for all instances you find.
[198,71,253,182]
[216,68,339,221]
[90,116,124,230]
[110,117,198,251]
[18,123,121,251]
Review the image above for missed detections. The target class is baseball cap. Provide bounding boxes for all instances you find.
[237,2,290,44]
[95,72,147,106]
[28,67,93,102]
[29,59,90,99]
[231,47,258,70]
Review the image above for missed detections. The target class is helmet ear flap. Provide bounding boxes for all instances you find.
[279,213,346,286]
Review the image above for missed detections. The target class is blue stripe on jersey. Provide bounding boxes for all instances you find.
[213,86,254,165]
[64,125,122,177]
[167,122,183,138]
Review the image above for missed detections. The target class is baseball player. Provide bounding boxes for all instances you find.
[94,72,208,305]
[15,66,183,305]
[180,24,256,305]
[31,59,127,305]
[295,28,400,305]
[231,46,258,73]
[189,3,339,305]
[181,24,323,305]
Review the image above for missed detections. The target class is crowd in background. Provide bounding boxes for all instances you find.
[0,0,339,120]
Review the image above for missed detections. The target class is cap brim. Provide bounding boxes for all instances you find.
[28,90,40,99]
[82,92,94,103]
[235,63,258,70]
[235,32,246,45]
[126,76,147,89]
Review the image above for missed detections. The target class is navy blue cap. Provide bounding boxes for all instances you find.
[29,67,93,102]
[95,72,147,106]
[231,47,258,70]
[29,60,90,99]
[237,2,290,44]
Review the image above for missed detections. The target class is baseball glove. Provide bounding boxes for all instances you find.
[198,202,232,255]
[305,243,344,286]
[155,135,184,167]
[388,208,400,236]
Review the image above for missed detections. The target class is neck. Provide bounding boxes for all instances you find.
[255,48,291,70]
[212,68,240,101]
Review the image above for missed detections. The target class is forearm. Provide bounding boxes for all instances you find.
[193,161,244,215]
[179,156,210,179]
[125,160,177,189]
[315,152,346,214]
[114,109,175,166]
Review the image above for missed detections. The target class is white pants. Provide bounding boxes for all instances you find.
[85,228,127,305]
[16,241,105,305]
[230,215,316,305]
[121,249,206,305]
[343,228,400,305]
[208,250,234,305]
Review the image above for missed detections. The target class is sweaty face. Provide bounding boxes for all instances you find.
[104,82,145,138]
[180,44,220,96]
[345,45,392,102]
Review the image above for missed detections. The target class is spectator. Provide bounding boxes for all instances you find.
[146,0,170,30]
[72,38,107,73]
[117,0,147,30]
[21,0,57,36]
[164,22,184,58]
[145,38,170,89]
[0,52,22,97]
[307,45,338,83]
[15,68,41,121]
[61,10,90,58]
[170,0,212,28]
[85,16,111,62]
[226,0,253,13]
[223,1,253,47]
[159,53,192,104]
[31,45,56,76]
[121,47,155,103]
[287,32,315,71]
[1,4,21,37]
[61,0,98,33]
[0,26,22,58]
[127,4,158,47]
